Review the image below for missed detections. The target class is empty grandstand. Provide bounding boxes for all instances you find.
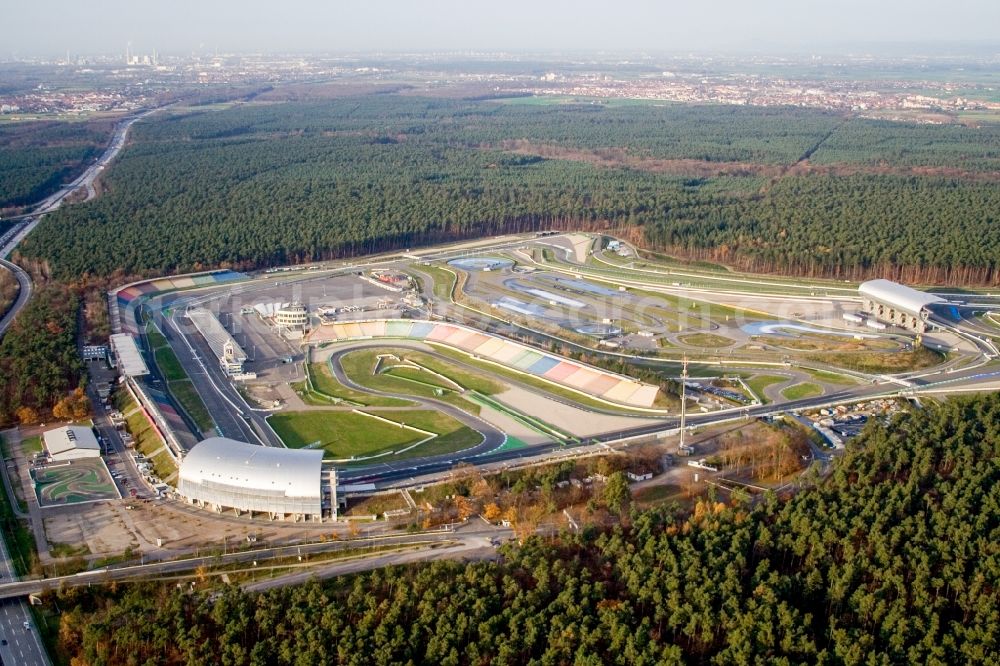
[186,307,247,374]
[306,319,661,408]
[178,437,326,520]
[859,280,946,333]
[110,270,246,336]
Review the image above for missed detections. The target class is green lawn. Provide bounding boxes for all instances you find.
[409,264,457,301]
[21,435,43,455]
[144,323,169,349]
[268,409,481,460]
[745,375,788,404]
[781,383,824,401]
[337,348,511,416]
[146,322,187,381]
[153,346,187,382]
[677,332,736,348]
[307,361,411,407]
[382,350,505,394]
[339,350,457,402]
[168,380,215,433]
[803,368,859,386]
[384,366,458,391]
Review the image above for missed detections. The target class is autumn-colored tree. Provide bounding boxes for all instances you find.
[53,397,74,420]
[16,406,40,425]
[454,496,475,522]
[482,503,503,523]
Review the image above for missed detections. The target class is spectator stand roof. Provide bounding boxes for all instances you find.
[859,279,946,318]
[109,333,149,377]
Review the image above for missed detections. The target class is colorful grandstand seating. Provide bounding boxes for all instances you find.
[305,319,660,408]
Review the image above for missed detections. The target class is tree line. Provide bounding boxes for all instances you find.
[15,97,1000,284]
[0,118,113,210]
[0,285,84,425]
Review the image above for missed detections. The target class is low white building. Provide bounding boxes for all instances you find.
[43,426,101,461]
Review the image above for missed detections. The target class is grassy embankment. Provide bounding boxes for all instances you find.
[144,323,215,434]
[781,383,824,401]
[113,389,177,482]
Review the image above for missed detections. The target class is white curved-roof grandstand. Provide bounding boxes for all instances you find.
[178,437,323,516]
[858,279,944,317]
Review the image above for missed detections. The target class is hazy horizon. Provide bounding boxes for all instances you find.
[6,0,1000,59]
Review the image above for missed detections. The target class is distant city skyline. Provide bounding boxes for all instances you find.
[6,0,1000,58]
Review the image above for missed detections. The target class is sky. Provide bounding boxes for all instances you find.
[6,0,1000,57]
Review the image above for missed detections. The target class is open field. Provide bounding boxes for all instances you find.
[806,346,944,373]
[21,434,43,455]
[803,368,860,385]
[303,361,411,407]
[745,375,788,403]
[678,332,736,348]
[268,409,481,460]
[781,383,824,401]
[34,459,119,507]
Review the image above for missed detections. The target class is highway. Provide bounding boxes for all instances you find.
[0,108,156,336]
[0,491,50,665]
[0,258,31,338]
[0,108,158,665]
[0,524,506,602]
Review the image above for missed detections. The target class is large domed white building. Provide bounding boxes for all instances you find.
[178,437,325,521]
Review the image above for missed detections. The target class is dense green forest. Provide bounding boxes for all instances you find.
[17,98,1000,283]
[0,118,112,209]
[53,393,1000,664]
[0,285,83,424]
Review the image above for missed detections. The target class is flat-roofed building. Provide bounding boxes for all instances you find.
[109,333,149,377]
[43,425,101,461]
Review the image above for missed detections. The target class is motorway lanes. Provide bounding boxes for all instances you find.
[0,525,505,601]
[0,259,31,337]
[0,108,160,666]
[0,512,49,665]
